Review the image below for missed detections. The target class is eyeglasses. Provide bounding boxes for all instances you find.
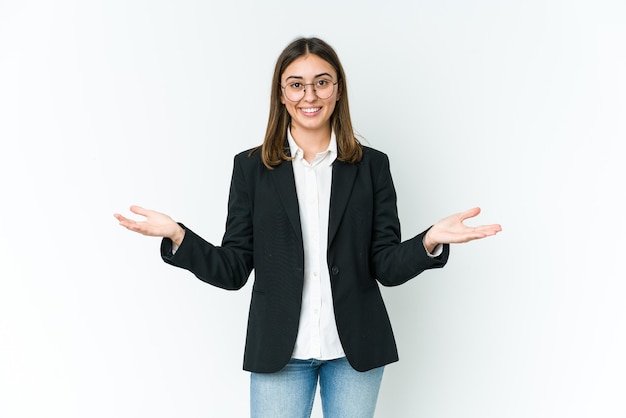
[280,78,338,102]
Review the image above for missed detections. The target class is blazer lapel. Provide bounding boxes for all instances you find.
[270,159,303,244]
[328,160,358,246]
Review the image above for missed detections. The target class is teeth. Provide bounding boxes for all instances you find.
[302,107,321,113]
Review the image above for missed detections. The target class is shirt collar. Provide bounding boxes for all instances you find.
[287,128,338,166]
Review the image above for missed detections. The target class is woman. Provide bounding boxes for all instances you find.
[114,37,501,418]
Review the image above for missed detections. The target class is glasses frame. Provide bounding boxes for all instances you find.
[279,79,339,102]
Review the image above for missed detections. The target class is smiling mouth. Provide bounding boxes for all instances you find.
[301,107,321,114]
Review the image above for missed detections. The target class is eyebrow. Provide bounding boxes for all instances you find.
[285,72,334,81]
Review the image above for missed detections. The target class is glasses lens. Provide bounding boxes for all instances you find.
[315,79,335,99]
[285,83,304,101]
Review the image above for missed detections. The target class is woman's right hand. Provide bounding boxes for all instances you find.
[114,205,185,246]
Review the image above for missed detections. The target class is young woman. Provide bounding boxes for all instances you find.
[114,37,501,418]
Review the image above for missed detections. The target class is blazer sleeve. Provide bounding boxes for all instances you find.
[369,153,449,286]
[160,154,254,290]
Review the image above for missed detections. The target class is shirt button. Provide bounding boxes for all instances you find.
[331,266,339,275]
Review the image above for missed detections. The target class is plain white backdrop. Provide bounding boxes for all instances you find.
[1,0,624,417]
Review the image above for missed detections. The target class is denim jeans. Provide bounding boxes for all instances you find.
[250,357,384,418]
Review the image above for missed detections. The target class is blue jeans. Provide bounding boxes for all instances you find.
[250,357,384,418]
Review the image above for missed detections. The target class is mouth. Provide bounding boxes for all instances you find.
[300,106,322,116]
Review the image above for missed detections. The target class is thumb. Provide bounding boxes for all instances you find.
[459,207,481,221]
[129,205,148,216]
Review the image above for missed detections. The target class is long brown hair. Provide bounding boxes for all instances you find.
[256,37,362,169]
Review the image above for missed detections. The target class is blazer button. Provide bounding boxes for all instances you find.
[331,266,339,275]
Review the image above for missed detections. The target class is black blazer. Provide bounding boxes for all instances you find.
[161,146,449,373]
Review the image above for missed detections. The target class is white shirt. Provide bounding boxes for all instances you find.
[288,130,345,360]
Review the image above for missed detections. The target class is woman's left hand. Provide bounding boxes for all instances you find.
[423,207,502,253]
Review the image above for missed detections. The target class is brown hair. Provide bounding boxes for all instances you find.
[255,37,362,169]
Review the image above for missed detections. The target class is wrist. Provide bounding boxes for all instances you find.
[171,225,185,247]
[423,229,438,254]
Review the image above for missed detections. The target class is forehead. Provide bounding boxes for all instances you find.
[281,54,337,80]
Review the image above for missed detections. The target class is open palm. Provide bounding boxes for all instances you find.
[423,207,501,252]
[113,205,185,245]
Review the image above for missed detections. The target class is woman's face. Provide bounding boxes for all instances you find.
[280,54,340,137]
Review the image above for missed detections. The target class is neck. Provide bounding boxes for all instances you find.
[290,125,331,162]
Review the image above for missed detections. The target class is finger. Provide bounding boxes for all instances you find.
[116,216,138,229]
[114,213,134,224]
[473,224,502,236]
[459,207,481,221]
[445,231,487,244]
[130,205,149,217]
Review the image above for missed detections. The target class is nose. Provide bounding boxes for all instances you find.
[302,85,318,101]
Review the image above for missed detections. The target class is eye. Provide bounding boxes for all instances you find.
[316,79,330,87]
[289,82,303,89]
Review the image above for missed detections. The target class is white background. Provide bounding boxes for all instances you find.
[1,0,625,417]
